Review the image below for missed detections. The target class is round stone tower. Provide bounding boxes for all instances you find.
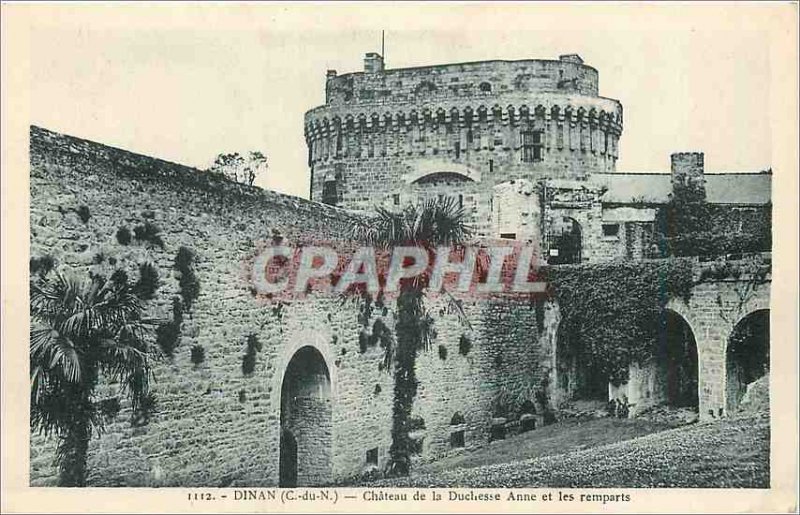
[304,53,623,236]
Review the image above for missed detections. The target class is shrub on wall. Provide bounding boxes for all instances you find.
[654,187,771,258]
[156,297,183,357]
[116,227,132,245]
[133,262,160,301]
[241,333,262,376]
[132,222,165,249]
[76,205,91,224]
[174,246,200,311]
[458,334,472,356]
[30,255,55,278]
[190,344,205,366]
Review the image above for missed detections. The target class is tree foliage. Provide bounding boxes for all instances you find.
[208,151,268,187]
[350,197,472,476]
[655,185,771,258]
[30,270,156,486]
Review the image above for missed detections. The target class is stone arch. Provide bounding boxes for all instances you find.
[725,309,770,414]
[553,319,607,404]
[450,412,465,425]
[278,345,333,486]
[412,172,475,185]
[652,308,699,408]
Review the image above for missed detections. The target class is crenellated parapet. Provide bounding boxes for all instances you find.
[304,98,623,164]
[303,53,625,234]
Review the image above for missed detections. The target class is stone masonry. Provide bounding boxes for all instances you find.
[304,54,623,236]
[29,127,552,486]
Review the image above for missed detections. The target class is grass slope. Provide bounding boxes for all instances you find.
[370,413,769,488]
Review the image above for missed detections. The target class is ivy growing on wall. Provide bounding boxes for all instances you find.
[654,185,771,257]
[174,246,200,311]
[133,262,160,301]
[132,222,165,249]
[241,333,262,376]
[156,296,183,357]
[543,258,695,384]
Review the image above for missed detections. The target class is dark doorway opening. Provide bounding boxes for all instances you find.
[726,310,770,413]
[656,310,699,408]
[279,429,297,487]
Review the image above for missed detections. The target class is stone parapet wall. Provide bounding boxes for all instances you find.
[28,127,552,486]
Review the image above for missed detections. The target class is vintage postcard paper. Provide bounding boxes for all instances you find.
[2,2,797,513]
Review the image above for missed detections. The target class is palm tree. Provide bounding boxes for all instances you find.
[353,197,472,475]
[30,269,156,486]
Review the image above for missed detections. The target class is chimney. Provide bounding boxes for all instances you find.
[326,69,337,78]
[559,54,584,65]
[364,52,385,74]
[671,152,706,197]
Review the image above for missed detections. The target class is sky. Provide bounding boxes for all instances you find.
[27,3,777,198]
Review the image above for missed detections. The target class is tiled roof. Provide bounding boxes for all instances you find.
[591,172,771,206]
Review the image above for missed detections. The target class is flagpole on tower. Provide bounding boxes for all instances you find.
[381,30,385,61]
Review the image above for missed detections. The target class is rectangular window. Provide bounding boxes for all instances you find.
[322,180,337,206]
[458,194,463,209]
[392,193,400,206]
[602,223,620,238]
[489,159,494,173]
[500,233,516,240]
[466,128,473,144]
[366,447,378,466]
[450,430,465,448]
[454,141,461,159]
[521,129,544,162]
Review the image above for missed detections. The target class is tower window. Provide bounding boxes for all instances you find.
[467,128,473,144]
[322,180,338,206]
[602,223,620,238]
[392,194,400,206]
[521,129,544,162]
[479,82,492,93]
[458,194,463,209]
[455,141,461,159]
[489,159,494,173]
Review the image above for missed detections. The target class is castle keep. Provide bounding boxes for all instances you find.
[29,53,771,488]
[305,54,770,265]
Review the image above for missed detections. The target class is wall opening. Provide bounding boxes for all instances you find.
[279,346,332,486]
[726,309,770,414]
[548,217,582,265]
[366,447,378,466]
[555,323,607,404]
[279,429,298,487]
[654,310,699,408]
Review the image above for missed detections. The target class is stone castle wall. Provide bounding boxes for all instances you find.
[304,56,623,237]
[28,127,553,486]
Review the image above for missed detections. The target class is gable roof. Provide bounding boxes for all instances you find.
[591,172,771,206]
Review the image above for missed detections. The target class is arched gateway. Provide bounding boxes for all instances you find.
[726,309,770,414]
[279,346,332,486]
